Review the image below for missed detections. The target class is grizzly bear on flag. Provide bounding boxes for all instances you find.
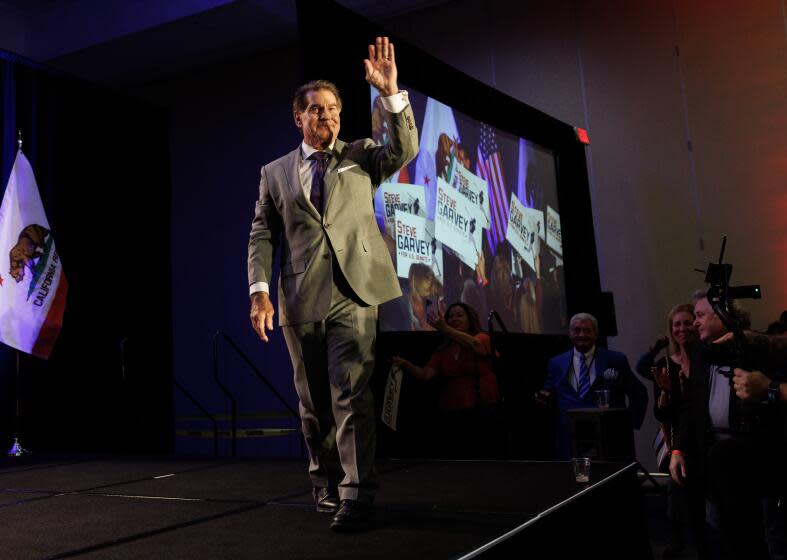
[9,224,50,282]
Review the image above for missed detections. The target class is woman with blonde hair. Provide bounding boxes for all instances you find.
[636,303,698,557]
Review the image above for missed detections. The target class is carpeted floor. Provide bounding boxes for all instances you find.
[0,456,649,559]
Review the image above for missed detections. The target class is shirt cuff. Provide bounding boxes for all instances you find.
[249,281,269,296]
[380,91,409,114]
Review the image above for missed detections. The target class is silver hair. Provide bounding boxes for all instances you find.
[691,288,708,303]
[691,288,751,329]
[569,312,598,333]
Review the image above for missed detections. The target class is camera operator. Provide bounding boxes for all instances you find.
[670,291,783,558]
[669,290,786,559]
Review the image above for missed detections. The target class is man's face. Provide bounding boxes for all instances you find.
[693,297,727,342]
[295,89,341,150]
[569,319,597,353]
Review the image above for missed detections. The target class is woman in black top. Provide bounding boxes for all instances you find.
[636,303,697,557]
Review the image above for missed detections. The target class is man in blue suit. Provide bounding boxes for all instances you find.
[538,312,648,459]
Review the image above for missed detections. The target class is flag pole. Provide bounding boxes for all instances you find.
[8,130,31,457]
[7,350,29,456]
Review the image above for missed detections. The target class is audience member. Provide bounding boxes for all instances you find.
[636,303,699,557]
[393,302,502,457]
[537,312,648,459]
[669,290,785,559]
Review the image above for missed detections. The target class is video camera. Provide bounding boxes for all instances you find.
[703,236,761,337]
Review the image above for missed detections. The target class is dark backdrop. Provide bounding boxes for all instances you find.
[0,50,172,453]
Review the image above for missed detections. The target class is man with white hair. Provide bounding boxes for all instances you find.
[538,312,647,459]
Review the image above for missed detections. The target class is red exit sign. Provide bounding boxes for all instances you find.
[574,127,590,145]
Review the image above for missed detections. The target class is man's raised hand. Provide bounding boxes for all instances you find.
[364,36,398,97]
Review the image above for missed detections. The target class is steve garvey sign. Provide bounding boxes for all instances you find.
[450,163,490,229]
[506,194,544,273]
[379,182,425,236]
[394,211,443,282]
[434,178,482,269]
[381,364,404,431]
[0,149,68,359]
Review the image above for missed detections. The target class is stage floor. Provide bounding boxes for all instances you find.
[0,456,651,559]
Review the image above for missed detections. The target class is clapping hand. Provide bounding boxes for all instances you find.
[364,36,398,97]
[652,366,671,391]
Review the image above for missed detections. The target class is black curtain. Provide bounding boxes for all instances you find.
[0,50,173,453]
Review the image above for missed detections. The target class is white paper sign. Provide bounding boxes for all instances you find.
[378,182,426,236]
[381,364,404,431]
[394,211,442,282]
[506,194,543,272]
[546,205,562,256]
[450,164,490,229]
[434,178,481,269]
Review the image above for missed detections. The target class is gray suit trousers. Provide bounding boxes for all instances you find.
[282,265,378,503]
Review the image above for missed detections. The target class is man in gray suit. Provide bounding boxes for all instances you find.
[248,36,418,531]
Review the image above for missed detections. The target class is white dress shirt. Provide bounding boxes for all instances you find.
[708,364,731,429]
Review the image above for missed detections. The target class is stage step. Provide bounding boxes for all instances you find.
[175,410,294,422]
[176,427,298,439]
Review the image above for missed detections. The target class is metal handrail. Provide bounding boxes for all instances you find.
[120,337,219,456]
[212,330,300,457]
[173,378,219,457]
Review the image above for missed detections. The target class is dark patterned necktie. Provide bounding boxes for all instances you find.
[309,151,330,214]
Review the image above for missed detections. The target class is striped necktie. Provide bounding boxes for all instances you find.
[577,355,591,399]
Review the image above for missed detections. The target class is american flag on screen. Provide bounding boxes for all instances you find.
[476,124,509,254]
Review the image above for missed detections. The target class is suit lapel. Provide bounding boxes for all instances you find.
[283,146,321,222]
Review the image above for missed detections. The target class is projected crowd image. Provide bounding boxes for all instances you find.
[371,86,568,334]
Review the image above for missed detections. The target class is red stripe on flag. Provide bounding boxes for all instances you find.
[482,154,508,244]
[31,275,68,359]
[490,154,509,239]
[490,159,508,233]
[476,164,496,242]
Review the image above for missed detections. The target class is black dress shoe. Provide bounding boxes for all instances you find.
[330,499,372,532]
[313,487,340,513]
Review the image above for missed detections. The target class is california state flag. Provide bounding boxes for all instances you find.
[0,149,67,358]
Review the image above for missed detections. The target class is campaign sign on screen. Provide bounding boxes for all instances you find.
[435,178,481,269]
[395,211,442,281]
[506,194,544,272]
[546,204,562,256]
[450,164,490,230]
[380,182,426,236]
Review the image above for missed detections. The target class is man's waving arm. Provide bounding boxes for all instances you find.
[364,36,419,183]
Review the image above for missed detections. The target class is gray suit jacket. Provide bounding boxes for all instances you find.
[248,105,419,326]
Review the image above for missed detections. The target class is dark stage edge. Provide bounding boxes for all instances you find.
[0,456,652,559]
